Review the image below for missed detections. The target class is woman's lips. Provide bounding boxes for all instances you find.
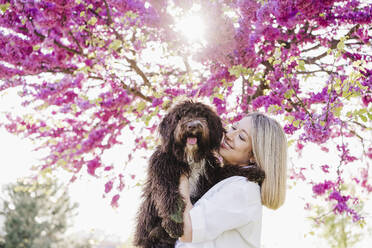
[221,139,232,150]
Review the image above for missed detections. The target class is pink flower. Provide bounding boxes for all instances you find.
[321,164,330,173]
[321,146,329,152]
[111,194,120,208]
[312,180,333,195]
[104,166,114,171]
[87,157,101,176]
[105,180,114,193]
[362,94,372,107]
[367,148,372,159]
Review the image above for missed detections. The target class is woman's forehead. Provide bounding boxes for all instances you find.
[236,117,252,135]
[237,116,251,127]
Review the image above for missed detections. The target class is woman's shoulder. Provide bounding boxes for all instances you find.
[220,176,260,187]
[214,176,261,197]
[217,164,265,186]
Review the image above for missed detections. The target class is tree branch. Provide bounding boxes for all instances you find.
[33,30,82,55]
[103,0,113,25]
[68,31,83,54]
[296,69,336,75]
[301,43,321,53]
[90,74,152,102]
[124,56,151,88]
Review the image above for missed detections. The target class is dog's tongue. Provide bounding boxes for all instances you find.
[187,137,197,145]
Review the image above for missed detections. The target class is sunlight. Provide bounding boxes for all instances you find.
[175,14,206,44]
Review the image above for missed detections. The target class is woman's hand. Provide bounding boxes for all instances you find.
[179,175,193,242]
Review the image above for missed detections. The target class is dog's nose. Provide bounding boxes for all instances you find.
[187,120,202,131]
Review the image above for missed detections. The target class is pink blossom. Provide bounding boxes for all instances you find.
[312,180,334,195]
[321,164,330,173]
[87,157,101,176]
[104,166,114,171]
[111,194,120,208]
[118,174,125,191]
[105,180,114,193]
[321,146,329,152]
[367,148,372,160]
[362,94,372,106]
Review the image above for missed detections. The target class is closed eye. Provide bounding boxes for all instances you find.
[239,135,246,141]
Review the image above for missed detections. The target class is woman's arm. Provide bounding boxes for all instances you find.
[179,175,193,242]
[178,176,262,243]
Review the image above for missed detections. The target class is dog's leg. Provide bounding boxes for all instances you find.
[149,151,186,239]
[134,192,160,247]
[153,179,185,238]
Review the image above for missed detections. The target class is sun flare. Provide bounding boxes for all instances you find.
[175,14,206,44]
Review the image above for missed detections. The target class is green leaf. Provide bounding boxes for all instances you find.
[109,39,122,51]
[0,3,10,13]
[71,104,78,113]
[293,120,300,128]
[333,106,342,117]
[88,16,97,26]
[284,115,295,122]
[284,89,295,99]
[143,114,153,126]
[153,91,162,98]
[33,45,40,51]
[137,101,146,112]
[359,114,367,122]
[342,84,350,98]
[214,92,224,100]
[228,65,243,78]
[337,41,344,51]
[297,60,305,71]
[367,112,372,120]
[359,108,367,114]
[268,105,281,113]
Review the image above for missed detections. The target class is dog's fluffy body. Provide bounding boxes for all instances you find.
[133,101,265,248]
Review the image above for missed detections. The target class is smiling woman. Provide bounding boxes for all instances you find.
[219,117,255,167]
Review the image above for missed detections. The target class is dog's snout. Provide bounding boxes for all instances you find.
[187,120,202,131]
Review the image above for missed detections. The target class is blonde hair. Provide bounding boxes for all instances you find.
[247,113,287,210]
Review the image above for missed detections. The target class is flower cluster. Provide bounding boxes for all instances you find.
[0,0,370,216]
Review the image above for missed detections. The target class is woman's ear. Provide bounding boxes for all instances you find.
[249,152,256,164]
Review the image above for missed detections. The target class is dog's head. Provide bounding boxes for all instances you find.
[159,100,224,162]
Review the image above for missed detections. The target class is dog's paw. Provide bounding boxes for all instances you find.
[162,218,184,238]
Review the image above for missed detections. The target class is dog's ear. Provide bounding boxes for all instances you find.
[206,108,224,150]
[159,110,177,149]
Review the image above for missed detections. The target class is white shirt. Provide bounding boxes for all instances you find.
[175,176,262,248]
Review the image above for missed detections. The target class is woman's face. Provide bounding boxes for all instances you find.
[219,116,254,166]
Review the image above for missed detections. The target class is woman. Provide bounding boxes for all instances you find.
[176,113,287,248]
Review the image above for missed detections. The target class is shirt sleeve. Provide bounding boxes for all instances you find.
[190,177,261,243]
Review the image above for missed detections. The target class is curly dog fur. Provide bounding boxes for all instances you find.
[133,101,265,248]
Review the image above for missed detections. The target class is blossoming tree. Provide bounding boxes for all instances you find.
[0,0,371,221]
